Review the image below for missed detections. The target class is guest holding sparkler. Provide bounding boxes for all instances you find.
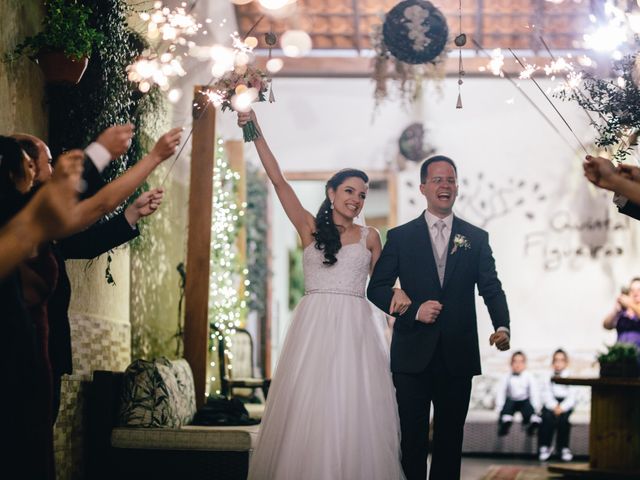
[583,155,640,210]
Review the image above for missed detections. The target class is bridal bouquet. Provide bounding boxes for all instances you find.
[212,66,269,142]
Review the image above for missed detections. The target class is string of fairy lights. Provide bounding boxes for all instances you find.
[208,138,250,395]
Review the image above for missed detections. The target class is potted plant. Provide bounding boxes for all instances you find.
[6,0,103,84]
[597,343,640,378]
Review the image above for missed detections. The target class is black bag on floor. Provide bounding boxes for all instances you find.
[191,395,259,426]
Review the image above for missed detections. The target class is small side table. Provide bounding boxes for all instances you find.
[547,376,640,479]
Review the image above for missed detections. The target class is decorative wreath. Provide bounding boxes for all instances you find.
[382,0,449,65]
[398,123,435,161]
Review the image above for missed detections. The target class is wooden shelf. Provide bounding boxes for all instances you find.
[552,377,640,388]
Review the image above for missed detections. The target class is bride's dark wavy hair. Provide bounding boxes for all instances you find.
[313,168,369,266]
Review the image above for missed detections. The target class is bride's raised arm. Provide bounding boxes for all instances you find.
[238,110,315,242]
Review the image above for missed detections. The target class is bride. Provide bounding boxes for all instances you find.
[238,109,409,480]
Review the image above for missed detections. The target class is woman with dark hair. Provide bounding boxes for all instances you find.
[0,135,36,212]
[238,110,408,479]
[0,135,55,479]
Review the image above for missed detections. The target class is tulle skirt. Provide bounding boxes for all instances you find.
[248,292,405,480]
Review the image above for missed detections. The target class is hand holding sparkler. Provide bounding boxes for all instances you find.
[149,127,184,165]
[583,155,617,190]
[583,155,640,206]
[96,124,135,159]
[618,164,640,183]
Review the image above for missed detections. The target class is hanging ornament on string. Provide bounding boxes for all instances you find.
[454,0,466,109]
[265,31,278,103]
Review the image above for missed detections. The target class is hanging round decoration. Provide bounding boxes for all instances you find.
[399,123,432,161]
[383,0,449,65]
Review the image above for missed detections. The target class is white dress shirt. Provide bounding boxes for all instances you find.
[495,370,541,412]
[541,369,577,412]
[84,142,112,172]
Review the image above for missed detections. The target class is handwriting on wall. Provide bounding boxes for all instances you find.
[404,170,633,272]
[523,211,629,271]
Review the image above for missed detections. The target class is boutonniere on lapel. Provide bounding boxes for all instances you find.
[450,234,471,255]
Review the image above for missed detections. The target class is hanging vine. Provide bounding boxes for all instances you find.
[45,0,164,284]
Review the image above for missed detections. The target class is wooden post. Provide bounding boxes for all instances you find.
[184,86,215,409]
[387,170,398,228]
[548,377,640,478]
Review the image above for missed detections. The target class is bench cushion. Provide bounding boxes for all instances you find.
[118,358,197,428]
[111,425,259,452]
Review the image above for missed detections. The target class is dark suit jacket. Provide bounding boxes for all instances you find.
[367,213,510,377]
[80,155,105,200]
[48,214,139,377]
[618,200,640,221]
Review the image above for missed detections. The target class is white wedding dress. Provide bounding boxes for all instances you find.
[248,226,405,480]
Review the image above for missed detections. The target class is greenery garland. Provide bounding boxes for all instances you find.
[47,1,162,176]
[44,0,163,283]
[245,164,269,318]
[209,138,248,395]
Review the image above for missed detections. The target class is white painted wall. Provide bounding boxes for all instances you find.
[220,76,640,373]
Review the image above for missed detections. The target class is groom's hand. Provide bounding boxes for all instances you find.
[489,331,510,351]
[416,300,442,324]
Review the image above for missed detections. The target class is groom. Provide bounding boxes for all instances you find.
[368,155,511,480]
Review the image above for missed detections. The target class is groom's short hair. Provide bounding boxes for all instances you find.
[420,155,458,184]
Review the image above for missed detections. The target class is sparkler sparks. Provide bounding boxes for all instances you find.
[128,2,202,91]
[509,48,589,155]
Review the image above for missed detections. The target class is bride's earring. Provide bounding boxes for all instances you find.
[330,201,334,210]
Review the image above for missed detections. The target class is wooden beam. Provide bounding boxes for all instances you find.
[184,86,215,409]
[255,54,583,78]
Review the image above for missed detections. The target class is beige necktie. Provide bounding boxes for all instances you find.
[434,220,447,257]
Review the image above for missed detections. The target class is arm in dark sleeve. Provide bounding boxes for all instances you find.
[80,156,105,200]
[477,232,510,332]
[367,230,419,328]
[618,200,640,221]
[58,213,139,260]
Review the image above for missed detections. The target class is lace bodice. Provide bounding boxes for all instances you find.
[303,226,371,298]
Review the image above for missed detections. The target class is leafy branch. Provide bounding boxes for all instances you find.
[555,53,640,162]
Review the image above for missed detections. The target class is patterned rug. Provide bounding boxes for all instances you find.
[480,465,560,480]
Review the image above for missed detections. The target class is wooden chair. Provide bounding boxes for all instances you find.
[218,327,271,403]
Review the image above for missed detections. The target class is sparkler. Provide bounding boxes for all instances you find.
[158,15,269,186]
[471,39,577,153]
[158,75,215,187]
[538,35,601,128]
[508,48,589,155]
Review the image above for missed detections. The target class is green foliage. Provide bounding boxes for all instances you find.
[555,53,640,161]
[7,0,103,61]
[208,141,247,334]
[42,0,164,284]
[245,165,269,317]
[288,247,304,310]
[597,342,640,364]
[46,1,162,182]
